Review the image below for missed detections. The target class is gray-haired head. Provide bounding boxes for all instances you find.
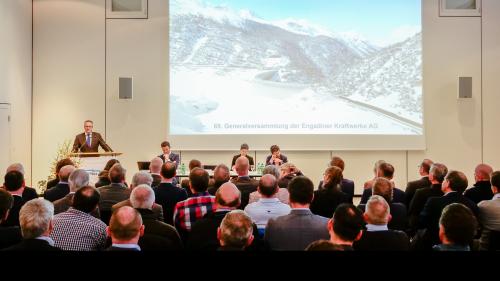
[131,171,153,189]
[365,195,391,226]
[68,169,90,193]
[6,163,25,175]
[149,157,164,174]
[219,210,254,249]
[130,184,155,210]
[262,165,280,179]
[19,198,54,239]
[59,165,76,182]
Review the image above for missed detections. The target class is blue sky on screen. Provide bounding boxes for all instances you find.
[199,0,421,46]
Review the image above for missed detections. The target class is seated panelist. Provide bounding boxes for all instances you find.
[231,143,254,171]
[72,120,112,153]
[265,145,288,167]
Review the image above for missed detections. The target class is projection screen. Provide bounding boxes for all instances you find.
[168,0,424,150]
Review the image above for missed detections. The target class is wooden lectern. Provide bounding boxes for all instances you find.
[70,152,123,186]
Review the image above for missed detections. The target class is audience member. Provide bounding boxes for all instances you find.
[305,240,346,251]
[217,210,254,251]
[0,189,22,249]
[149,157,164,188]
[265,176,329,251]
[112,171,164,221]
[2,171,28,226]
[51,186,107,251]
[265,145,288,166]
[364,160,386,189]
[44,165,75,202]
[106,206,144,251]
[231,143,254,171]
[231,156,259,209]
[6,163,38,202]
[277,163,303,189]
[173,168,215,239]
[4,198,60,251]
[353,196,410,251]
[46,158,75,190]
[310,166,349,219]
[433,203,477,251]
[325,203,364,251]
[464,164,494,204]
[154,162,188,225]
[249,165,289,204]
[53,169,91,215]
[477,171,500,250]
[95,159,120,188]
[130,185,182,250]
[405,159,433,207]
[360,162,405,205]
[245,174,291,236]
[208,164,231,195]
[97,164,130,224]
[317,156,355,203]
[181,159,202,197]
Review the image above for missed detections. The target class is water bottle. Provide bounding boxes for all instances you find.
[180,163,186,175]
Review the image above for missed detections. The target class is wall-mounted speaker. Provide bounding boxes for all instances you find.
[119,77,133,100]
[458,77,472,99]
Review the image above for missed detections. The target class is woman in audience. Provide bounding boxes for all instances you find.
[310,166,350,218]
[95,159,120,188]
[364,160,386,189]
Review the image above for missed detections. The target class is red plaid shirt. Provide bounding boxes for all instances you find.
[173,192,216,233]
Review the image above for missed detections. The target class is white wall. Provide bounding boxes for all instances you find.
[31,0,500,193]
[0,0,32,183]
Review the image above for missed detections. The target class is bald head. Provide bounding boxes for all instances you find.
[215,182,241,209]
[475,164,493,182]
[235,156,250,176]
[150,157,164,174]
[108,206,144,243]
[59,165,76,182]
[258,174,278,198]
[6,163,25,175]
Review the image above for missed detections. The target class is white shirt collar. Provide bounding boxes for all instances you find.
[112,244,141,251]
[36,236,55,246]
[258,198,280,203]
[366,224,389,232]
[493,193,500,200]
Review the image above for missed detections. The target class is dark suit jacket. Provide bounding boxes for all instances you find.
[419,192,479,248]
[46,178,59,190]
[353,230,410,251]
[2,196,25,227]
[43,183,70,203]
[310,188,350,219]
[22,187,39,202]
[112,200,164,222]
[277,171,303,189]
[3,239,60,251]
[151,174,162,188]
[231,177,259,210]
[181,179,194,198]
[317,179,355,204]
[357,203,408,232]
[265,154,288,166]
[405,176,431,208]
[106,245,140,252]
[153,182,188,225]
[53,193,100,218]
[408,184,444,231]
[72,132,112,153]
[159,153,180,168]
[464,181,494,205]
[0,226,22,250]
[97,183,131,211]
[360,187,406,205]
[136,209,183,250]
[187,210,267,251]
[231,154,254,168]
[265,209,329,251]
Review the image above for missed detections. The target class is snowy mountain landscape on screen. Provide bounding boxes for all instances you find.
[169,0,422,135]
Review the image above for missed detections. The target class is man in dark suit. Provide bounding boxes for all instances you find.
[405,159,433,207]
[464,164,494,204]
[0,189,22,249]
[97,164,131,225]
[72,120,112,153]
[130,185,183,250]
[158,141,180,168]
[408,163,448,233]
[354,195,410,251]
[181,159,202,197]
[231,143,254,170]
[208,164,231,195]
[433,203,478,251]
[360,162,405,205]
[44,165,75,202]
[4,198,60,251]
[265,145,288,166]
[6,163,39,202]
[317,156,355,203]
[418,171,479,250]
[2,171,29,227]
[357,177,408,231]
[153,162,188,225]
[323,203,364,251]
[231,156,259,210]
[217,210,255,251]
[106,206,144,251]
[265,176,330,251]
[149,157,163,188]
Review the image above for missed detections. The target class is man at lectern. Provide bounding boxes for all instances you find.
[72,120,113,153]
[159,141,180,168]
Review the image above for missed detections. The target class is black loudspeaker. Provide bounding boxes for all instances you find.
[458,77,472,99]
[119,77,133,100]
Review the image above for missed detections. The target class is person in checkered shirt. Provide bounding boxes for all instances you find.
[173,167,216,240]
[50,186,107,251]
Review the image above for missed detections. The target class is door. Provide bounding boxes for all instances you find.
[0,104,11,174]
